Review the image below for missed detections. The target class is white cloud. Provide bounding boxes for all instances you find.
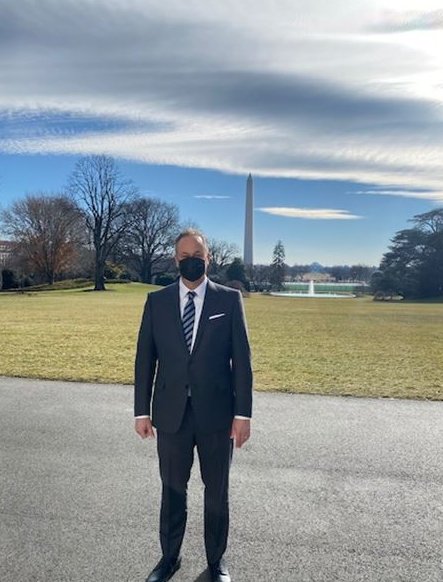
[194,195,231,199]
[258,207,363,220]
[0,0,442,195]
[370,9,443,32]
[352,189,443,200]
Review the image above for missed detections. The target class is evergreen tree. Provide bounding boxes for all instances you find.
[372,209,443,299]
[226,257,247,284]
[269,240,286,291]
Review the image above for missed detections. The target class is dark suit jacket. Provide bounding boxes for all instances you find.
[134,279,253,434]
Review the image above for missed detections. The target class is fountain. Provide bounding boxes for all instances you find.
[270,280,355,299]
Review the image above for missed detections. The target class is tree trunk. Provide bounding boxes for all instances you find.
[46,271,55,285]
[94,255,106,291]
[141,260,152,284]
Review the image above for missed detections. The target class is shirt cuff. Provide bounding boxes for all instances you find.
[136,415,248,420]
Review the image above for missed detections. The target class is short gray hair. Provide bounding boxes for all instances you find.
[174,228,209,252]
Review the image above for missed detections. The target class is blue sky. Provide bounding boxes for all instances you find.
[0,1,442,265]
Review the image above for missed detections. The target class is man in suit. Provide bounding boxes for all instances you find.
[134,229,253,582]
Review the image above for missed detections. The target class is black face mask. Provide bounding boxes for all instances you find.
[179,257,206,282]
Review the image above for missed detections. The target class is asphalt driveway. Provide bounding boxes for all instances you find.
[0,377,442,582]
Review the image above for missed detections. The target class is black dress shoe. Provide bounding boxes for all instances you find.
[145,556,181,582]
[208,558,231,582]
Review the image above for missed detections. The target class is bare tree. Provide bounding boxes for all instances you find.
[1,193,83,284]
[69,155,137,290]
[119,196,180,283]
[207,238,239,277]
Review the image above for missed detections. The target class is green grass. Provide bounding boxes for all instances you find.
[0,283,442,400]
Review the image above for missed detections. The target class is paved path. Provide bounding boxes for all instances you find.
[0,377,442,582]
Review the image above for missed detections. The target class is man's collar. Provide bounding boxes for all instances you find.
[179,275,208,298]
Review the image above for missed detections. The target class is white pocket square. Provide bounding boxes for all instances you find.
[209,313,226,320]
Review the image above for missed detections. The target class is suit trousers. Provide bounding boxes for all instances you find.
[156,398,233,564]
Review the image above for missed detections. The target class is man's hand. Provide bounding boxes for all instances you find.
[230,418,251,448]
[135,417,155,439]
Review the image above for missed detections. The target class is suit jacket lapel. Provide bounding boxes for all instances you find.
[192,280,218,356]
[170,281,190,356]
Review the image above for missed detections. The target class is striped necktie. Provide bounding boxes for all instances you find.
[182,291,196,352]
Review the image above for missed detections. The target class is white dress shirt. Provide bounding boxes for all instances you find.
[135,276,250,421]
[179,276,208,352]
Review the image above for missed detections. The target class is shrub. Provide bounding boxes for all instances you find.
[155,274,177,287]
[1,269,19,290]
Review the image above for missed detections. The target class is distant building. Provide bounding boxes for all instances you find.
[0,240,14,267]
[301,272,334,283]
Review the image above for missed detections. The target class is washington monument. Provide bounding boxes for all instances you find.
[243,173,254,266]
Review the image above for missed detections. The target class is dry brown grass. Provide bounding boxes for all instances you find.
[0,284,442,399]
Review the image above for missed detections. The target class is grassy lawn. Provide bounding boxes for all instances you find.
[0,283,442,400]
